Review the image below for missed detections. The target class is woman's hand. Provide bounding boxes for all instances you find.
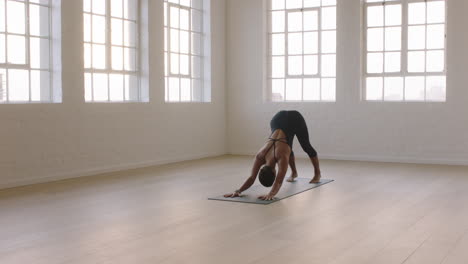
[224,191,241,198]
[258,194,275,201]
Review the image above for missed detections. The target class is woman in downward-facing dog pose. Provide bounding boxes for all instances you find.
[224,110,322,201]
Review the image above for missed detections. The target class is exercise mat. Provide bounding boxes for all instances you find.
[209,178,334,205]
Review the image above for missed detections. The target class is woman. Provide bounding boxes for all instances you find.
[224,110,322,201]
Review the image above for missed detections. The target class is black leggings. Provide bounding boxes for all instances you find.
[270,110,318,158]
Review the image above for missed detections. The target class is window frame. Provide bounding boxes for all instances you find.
[267,0,337,102]
[0,0,54,103]
[362,0,447,102]
[164,0,206,103]
[83,0,142,103]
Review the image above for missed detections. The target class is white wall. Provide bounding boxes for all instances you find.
[226,0,468,165]
[0,0,227,189]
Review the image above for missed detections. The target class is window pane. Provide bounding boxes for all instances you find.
[408,51,425,72]
[321,7,336,30]
[304,55,318,75]
[303,32,318,54]
[92,44,106,69]
[30,4,49,37]
[30,38,50,69]
[408,26,426,50]
[85,73,92,101]
[180,78,191,101]
[321,54,336,77]
[426,50,444,72]
[8,69,29,101]
[93,0,106,15]
[0,34,5,63]
[366,77,383,100]
[124,74,138,100]
[111,18,123,45]
[180,54,189,75]
[168,77,180,101]
[303,10,318,31]
[124,20,136,47]
[367,28,383,51]
[271,0,285,10]
[7,0,25,34]
[272,79,285,101]
[321,31,336,53]
[385,27,401,51]
[7,35,26,64]
[405,76,425,101]
[271,11,285,32]
[124,48,136,71]
[427,1,445,24]
[303,78,320,100]
[271,34,285,55]
[111,0,123,18]
[31,70,50,101]
[84,14,92,42]
[367,52,383,74]
[84,0,91,12]
[367,6,383,27]
[109,74,124,101]
[170,6,179,28]
[384,77,403,101]
[321,78,335,101]
[0,1,4,32]
[286,0,302,9]
[304,0,320,8]
[272,56,285,78]
[288,56,302,75]
[426,76,445,101]
[384,52,400,73]
[180,30,189,53]
[112,46,124,70]
[93,73,109,101]
[93,15,106,44]
[385,4,401,26]
[288,33,302,55]
[123,0,137,20]
[170,29,179,52]
[288,11,302,32]
[285,78,301,101]
[408,2,426,25]
[427,25,445,50]
[180,8,190,31]
[84,43,92,68]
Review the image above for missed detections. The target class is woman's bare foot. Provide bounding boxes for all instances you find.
[287,172,298,182]
[310,173,321,184]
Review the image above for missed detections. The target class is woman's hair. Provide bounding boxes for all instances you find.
[258,165,276,187]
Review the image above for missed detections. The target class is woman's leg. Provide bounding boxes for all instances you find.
[293,112,322,183]
[287,151,298,182]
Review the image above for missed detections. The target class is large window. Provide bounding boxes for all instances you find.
[84,0,140,102]
[364,0,446,102]
[0,0,53,103]
[268,0,336,102]
[164,0,206,102]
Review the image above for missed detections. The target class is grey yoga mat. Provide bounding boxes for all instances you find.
[209,178,334,205]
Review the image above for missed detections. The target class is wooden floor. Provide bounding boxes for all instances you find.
[1,155,468,264]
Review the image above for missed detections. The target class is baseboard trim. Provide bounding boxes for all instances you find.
[228,151,468,166]
[1,151,226,190]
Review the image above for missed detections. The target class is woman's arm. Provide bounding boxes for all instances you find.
[224,154,265,197]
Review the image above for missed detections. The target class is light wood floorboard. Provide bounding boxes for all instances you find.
[1,155,468,264]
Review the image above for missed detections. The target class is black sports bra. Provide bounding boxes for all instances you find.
[265,137,289,162]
